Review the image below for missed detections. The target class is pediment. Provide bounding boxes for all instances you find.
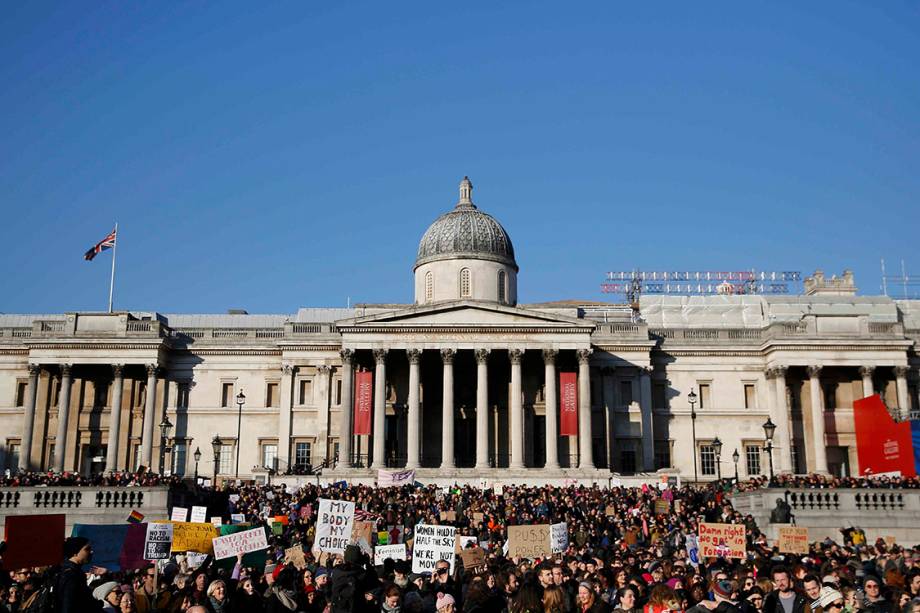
[337,300,592,330]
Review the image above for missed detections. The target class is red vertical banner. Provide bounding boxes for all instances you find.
[853,394,916,477]
[559,372,578,436]
[353,371,373,435]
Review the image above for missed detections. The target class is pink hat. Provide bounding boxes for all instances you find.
[436,592,455,610]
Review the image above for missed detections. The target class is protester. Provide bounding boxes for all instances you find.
[56,536,103,612]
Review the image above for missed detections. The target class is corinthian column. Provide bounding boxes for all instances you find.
[440,349,456,469]
[577,349,594,469]
[509,349,524,469]
[807,365,828,474]
[278,364,295,469]
[339,349,354,467]
[475,349,490,469]
[105,365,125,473]
[406,349,421,469]
[53,364,73,473]
[543,349,559,470]
[859,366,875,398]
[767,367,793,472]
[895,366,910,420]
[19,364,41,472]
[371,349,388,469]
[639,366,654,471]
[141,364,158,468]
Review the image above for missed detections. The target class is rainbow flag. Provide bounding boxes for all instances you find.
[127,510,145,524]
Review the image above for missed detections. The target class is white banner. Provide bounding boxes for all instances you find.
[551,522,568,553]
[191,506,208,523]
[315,499,355,554]
[212,527,269,560]
[374,543,407,565]
[378,469,416,487]
[412,524,456,574]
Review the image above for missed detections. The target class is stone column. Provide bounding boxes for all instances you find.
[104,365,125,473]
[440,349,455,469]
[602,367,616,471]
[278,364,295,469]
[475,349,490,469]
[895,366,910,420]
[543,349,559,470]
[316,366,331,466]
[859,366,875,398]
[406,350,421,469]
[140,364,158,468]
[371,349,388,469]
[509,349,524,469]
[53,364,73,473]
[18,364,41,472]
[807,365,828,474]
[339,349,354,467]
[767,367,793,473]
[639,366,654,472]
[577,349,594,469]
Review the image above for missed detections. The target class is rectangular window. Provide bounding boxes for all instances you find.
[94,381,108,409]
[823,383,837,410]
[173,442,187,477]
[295,442,312,468]
[15,381,28,407]
[654,440,671,470]
[652,383,667,409]
[299,380,313,405]
[332,441,340,463]
[699,383,711,409]
[261,444,277,470]
[6,442,20,470]
[218,444,234,474]
[135,381,145,408]
[744,384,756,409]
[335,379,342,405]
[700,445,716,476]
[221,383,234,408]
[620,381,633,406]
[619,449,636,474]
[745,445,761,476]
[266,382,279,408]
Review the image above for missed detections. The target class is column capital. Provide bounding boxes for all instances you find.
[509,348,523,365]
[317,365,331,375]
[859,365,876,378]
[440,348,456,364]
[407,349,422,364]
[576,348,593,365]
[373,348,388,364]
[807,365,822,378]
[145,363,158,378]
[28,363,41,377]
[60,363,72,377]
[475,348,490,365]
[895,365,910,378]
[112,364,125,378]
[639,365,653,377]
[339,348,354,364]
[542,348,558,365]
[282,364,295,376]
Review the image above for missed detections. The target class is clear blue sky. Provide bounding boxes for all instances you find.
[2,2,918,313]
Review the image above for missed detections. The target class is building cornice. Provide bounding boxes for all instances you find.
[338,325,590,334]
[175,348,283,357]
[25,342,166,351]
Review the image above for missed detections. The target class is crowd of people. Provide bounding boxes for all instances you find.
[1,472,919,613]
[733,475,920,492]
[0,469,181,488]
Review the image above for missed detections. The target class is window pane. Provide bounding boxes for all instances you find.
[173,443,186,476]
[700,445,716,475]
[16,382,27,407]
[262,444,277,469]
[6,443,20,470]
[295,442,312,467]
[745,445,761,476]
[744,384,755,409]
[699,384,711,409]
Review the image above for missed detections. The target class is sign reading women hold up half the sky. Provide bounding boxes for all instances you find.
[315,499,355,554]
[412,524,456,574]
[559,372,578,436]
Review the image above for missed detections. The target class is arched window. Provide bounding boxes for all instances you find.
[498,270,506,303]
[460,268,471,298]
[425,271,434,302]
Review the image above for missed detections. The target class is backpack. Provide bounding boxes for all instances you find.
[20,566,60,613]
[330,567,358,613]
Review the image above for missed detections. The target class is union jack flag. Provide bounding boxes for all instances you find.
[84,227,117,261]
[354,508,380,522]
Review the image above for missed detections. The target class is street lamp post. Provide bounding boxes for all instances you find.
[158,415,173,475]
[212,436,222,486]
[688,390,698,484]
[732,448,740,483]
[712,436,723,481]
[763,417,776,481]
[193,447,202,483]
[235,390,245,480]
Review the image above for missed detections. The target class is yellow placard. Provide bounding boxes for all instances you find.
[170,521,219,554]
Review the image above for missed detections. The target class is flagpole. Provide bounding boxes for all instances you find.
[108,223,118,313]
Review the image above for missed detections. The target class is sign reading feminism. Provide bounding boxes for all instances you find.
[353,371,373,435]
[559,372,578,436]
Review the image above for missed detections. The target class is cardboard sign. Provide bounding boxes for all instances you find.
[884,535,897,547]
[352,520,375,556]
[440,510,457,522]
[190,506,208,523]
[472,512,485,524]
[654,499,670,515]
[171,522,219,554]
[460,547,486,571]
[698,523,746,559]
[777,526,809,554]
[185,552,208,569]
[171,507,189,522]
[412,524,456,573]
[144,523,173,560]
[605,506,616,516]
[551,522,568,553]
[231,513,246,524]
[211,517,223,528]
[374,543,407,565]
[284,544,307,570]
[2,514,65,570]
[212,526,269,560]
[315,499,356,554]
[507,524,552,559]
[72,524,130,571]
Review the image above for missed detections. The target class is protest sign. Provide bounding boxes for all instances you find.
[3,514,65,569]
[777,526,809,554]
[374,543,407,565]
[378,469,416,487]
[72,524,130,571]
[507,524,552,559]
[211,517,223,528]
[440,510,457,522]
[456,535,478,552]
[378,531,389,545]
[271,522,283,536]
[885,535,897,547]
[191,506,208,523]
[495,484,504,497]
[300,505,311,520]
[284,544,307,570]
[472,512,485,524]
[605,506,616,516]
[229,494,240,504]
[352,520,375,555]
[412,524,456,573]
[654,499,670,515]
[144,523,173,560]
[315,498,356,554]
[171,522,218,554]
[685,533,700,568]
[698,523,746,559]
[212,526,269,560]
[460,547,487,572]
[185,552,208,569]
[273,515,289,526]
[171,507,189,522]
[230,513,246,524]
[551,522,568,553]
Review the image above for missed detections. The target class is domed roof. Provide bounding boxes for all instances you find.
[415,177,517,271]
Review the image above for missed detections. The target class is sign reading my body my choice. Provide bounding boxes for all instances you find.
[412,524,456,574]
[315,499,356,554]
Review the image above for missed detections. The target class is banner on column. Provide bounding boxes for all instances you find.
[559,372,578,436]
[353,371,373,435]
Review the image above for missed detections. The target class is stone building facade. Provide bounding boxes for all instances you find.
[1,178,918,483]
